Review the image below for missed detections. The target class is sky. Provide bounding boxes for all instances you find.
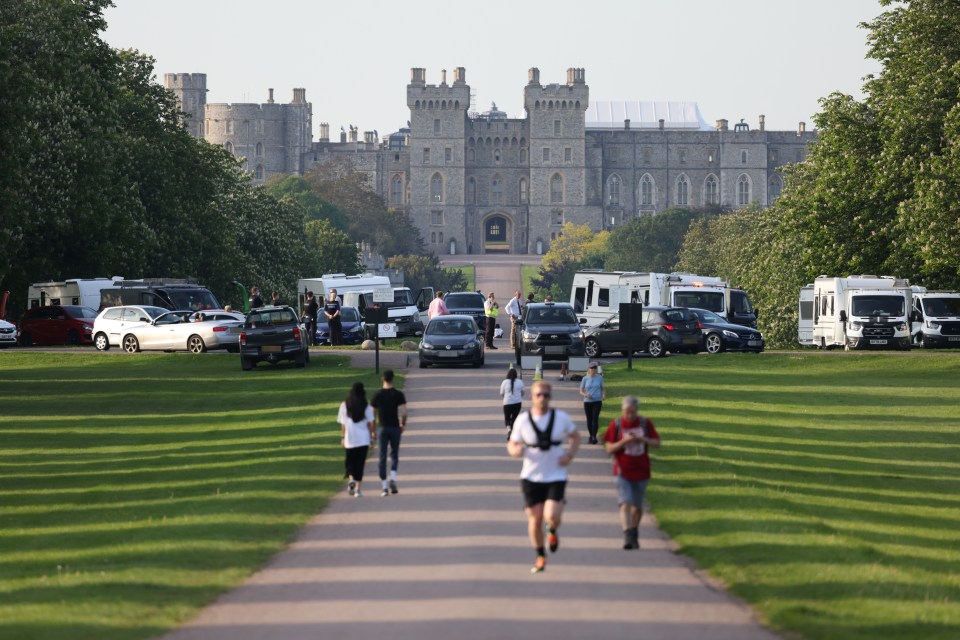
[103,0,886,138]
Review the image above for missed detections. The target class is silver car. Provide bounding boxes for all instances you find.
[95,307,244,353]
[94,305,168,351]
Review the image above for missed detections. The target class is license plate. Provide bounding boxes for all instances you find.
[682,336,698,344]
[869,339,887,345]
[545,346,566,354]
[262,345,282,353]
[949,337,960,342]
[748,340,762,347]
[438,351,459,357]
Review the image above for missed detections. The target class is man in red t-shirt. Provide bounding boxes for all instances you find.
[603,395,661,549]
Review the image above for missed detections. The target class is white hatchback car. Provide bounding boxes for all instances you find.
[96,307,245,353]
[93,305,167,351]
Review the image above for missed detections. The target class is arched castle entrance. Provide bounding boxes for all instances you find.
[482,213,512,254]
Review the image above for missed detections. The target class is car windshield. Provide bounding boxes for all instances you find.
[691,309,723,323]
[663,309,695,323]
[340,307,360,322]
[246,309,298,326]
[66,306,99,319]
[730,290,753,314]
[166,289,221,311]
[527,307,578,324]
[445,294,484,310]
[851,295,904,316]
[923,297,960,317]
[361,290,414,309]
[674,291,724,313]
[427,319,473,335]
[155,313,185,325]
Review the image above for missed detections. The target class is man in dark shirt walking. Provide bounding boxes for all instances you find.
[370,369,408,497]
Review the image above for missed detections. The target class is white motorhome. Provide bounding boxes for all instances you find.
[342,286,433,337]
[910,286,960,348]
[570,271,755,327]
[296,273,392,308]
[810,275,912,350]
[28,277,123,310]
[798,284,815,346]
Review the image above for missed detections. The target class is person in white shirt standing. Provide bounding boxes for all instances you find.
[507,380,581,573]
[499,367,525,440]
[504,290,522,349]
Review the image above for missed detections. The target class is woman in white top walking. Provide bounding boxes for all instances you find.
[338,381,375,497]
[499,367,525,440]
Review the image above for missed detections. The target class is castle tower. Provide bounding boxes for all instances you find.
[407,67,470,255]
[163,73,207,138]
[523,68,594,253]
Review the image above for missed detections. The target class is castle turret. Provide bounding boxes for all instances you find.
[164,73,208,138]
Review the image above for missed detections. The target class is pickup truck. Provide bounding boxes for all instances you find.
[239,305,310,370]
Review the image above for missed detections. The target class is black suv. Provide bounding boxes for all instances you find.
[442,292,487,328]
[583,306,703,358]
[239,306,310,370]
[514,302,586,364]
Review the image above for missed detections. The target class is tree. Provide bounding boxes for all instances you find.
[605,208,712,272]
[386,255,467,295]
[265,175,348,230]
[303,218,362,276]
[531,223,608,301]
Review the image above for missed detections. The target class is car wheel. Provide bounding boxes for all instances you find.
[122,335,140,353]
[188,335,207,354]
[94,333,109,351]
[67,330,80,346]
[419,359,428,368]
[647,337,665,358]
[241,357,253,371]
[19,332,31,347]
[705,333,724,354]
[584,337,601,358]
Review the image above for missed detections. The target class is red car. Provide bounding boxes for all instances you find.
[18,305,98,346]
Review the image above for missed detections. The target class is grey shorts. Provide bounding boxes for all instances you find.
[616,476,648,508]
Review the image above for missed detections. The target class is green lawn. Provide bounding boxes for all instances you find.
[444,264,476,291]
[521,263,540,295]
[0,352,382,640]
[602,352,960,640]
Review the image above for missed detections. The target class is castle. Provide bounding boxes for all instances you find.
[165,68,815,256]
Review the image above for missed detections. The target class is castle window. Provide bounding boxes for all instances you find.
[550,173,564,204]
[439,231,443,244]
[564,147,572,162]
[676,175,689,206]
[520,148,527,163]
[422,147,430,164]
[494,149,501,163]
[468,148,475,162]
[431,232,436,243]
[640,174,654,206]
[445,147,452,163]
[391,175,403,206]
[642,147,652,163]
[468,177,476,204]
[431,173,443,203]
[554,120,561,136]
[741,149,748,164]
[491,176,503,205]
[607,175,621,206]
[704,174,719,206]
[432,210,444,225]
[551,209,564,225]
[434,119,441,135]
[256,142,263,157]
[226,121,234,134]
[519,178,528,204]
[737,174,751,205]
[224,141,233,154]
[542,148,550,163]
[771,148,780,163]
[769,175,783,203]
[255,165,264,180]
[679,148,687,164]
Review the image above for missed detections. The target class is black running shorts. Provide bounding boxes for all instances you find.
[520,479,567,508]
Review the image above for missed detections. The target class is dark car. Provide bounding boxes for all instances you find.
[316,306,364,345]
[583,306,702,358]
[442,292,487,328]
[514,302,586,364]
[418,315,484,368]
[18,305,98,346]
[239,306,310,370]
[686,308,764,353]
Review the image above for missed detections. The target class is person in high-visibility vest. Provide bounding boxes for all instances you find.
[484,291,499,349]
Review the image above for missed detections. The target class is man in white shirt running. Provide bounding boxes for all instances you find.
[504,290,522,349]
[507,380,581,573]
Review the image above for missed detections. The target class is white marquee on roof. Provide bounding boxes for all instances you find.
[585,101,712,130]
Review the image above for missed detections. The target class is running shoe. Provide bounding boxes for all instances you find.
[354,489,362,498]
[531,555,547,574]
[547,529,559,553]
[348,480,356,497]
[380,488,389,497]
[390,480,398,494]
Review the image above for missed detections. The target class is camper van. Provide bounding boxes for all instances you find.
[570,271,755,327]
[28,278,123,310]
[296,273,392,309]
[910,287,960,348]
[798,284,815,346]
[342,286,433,338]
[809,275,911,350]
[99,279,220,311]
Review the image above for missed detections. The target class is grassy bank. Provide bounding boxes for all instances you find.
[0,352,381,640]
[602,352,960,640]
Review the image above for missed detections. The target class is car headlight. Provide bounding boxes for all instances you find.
[895,322,907,332]
[523,331,536,340]
[462,340,477,349]
[348,325,361,333]
[927,320,940,330]
[421,341,434,349]
[570,331,584,341]
[722,329,738,339]
[850,321,862,330]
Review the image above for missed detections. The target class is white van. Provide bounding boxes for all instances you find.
[28,277,122,310]
[296,273,391,310]
[810,275,912,350]
[910,287,960,348]
[342,286,433,337]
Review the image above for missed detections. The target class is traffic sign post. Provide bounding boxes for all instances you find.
[619,302,643,371]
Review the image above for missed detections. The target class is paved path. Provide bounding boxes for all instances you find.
[161,349,779,640]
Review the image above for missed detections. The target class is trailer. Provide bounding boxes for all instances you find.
[28,278,122,310]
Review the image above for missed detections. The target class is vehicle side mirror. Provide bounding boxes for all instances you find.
[579,317,587,324]
[140,317,149,322]
[839,310,847,323]
[753,310,760,318]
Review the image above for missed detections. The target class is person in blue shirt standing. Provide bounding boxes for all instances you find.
[579,362,606,444]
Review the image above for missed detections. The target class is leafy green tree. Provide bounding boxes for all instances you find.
[265,175,348,230]
[303,218,362,276]
[387,255,467,295]
[531,223,608,301]
[605,208,712,272]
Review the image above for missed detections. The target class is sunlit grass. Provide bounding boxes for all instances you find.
[603,352,960,640]
[0,352,381,640]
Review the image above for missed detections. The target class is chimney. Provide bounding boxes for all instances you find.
[716,119,729,132]
[624,119,630,130]
[364,131,375,144]
[799,121,806,133]
[441,69,447,85]
[349,127,358,143]
[528,67,540,86]
[292,88,306,104]
[410,68,426,86]
[268,88,274,104]
[453,67,466,85]
[319,123,329,141]
[340,128,347,143]
[759,114,765,131]
[658,119,665,130]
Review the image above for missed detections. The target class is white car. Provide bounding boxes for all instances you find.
[0,318,16,348]
[96,307,244,353]
[94,305,168,351]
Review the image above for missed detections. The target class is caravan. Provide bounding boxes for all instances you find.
[28,278,123,310]
[570,271,755,327]
[807,275,912,350]
[910,287,960,348]
[297,274,431,337]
